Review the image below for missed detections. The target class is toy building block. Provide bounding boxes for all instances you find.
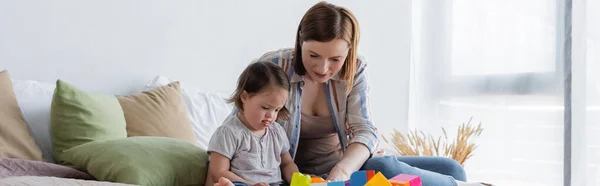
[389,180,409,186]
[366,170,375,181]
[364,172,391,186]
[309,177,327,186]
[327,181,345,186]
[350,170,368,186]
[311,177,327,183]
[390,174,422,186]
[291,172,311,186]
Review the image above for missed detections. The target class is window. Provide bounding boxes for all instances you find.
[410,0,567,185]
[446,0,561,95]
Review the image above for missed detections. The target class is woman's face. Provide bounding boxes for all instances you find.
[301,39,349,83]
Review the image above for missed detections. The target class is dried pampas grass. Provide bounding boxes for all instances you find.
[383,118,483,166]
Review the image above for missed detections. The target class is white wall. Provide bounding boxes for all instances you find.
[0,0,411,132]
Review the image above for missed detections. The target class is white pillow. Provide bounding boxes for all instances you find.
[11,79,56,162]
[143,76,234,150]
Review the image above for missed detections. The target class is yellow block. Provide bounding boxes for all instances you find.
[365,172,391,186]
[291,172,311,186]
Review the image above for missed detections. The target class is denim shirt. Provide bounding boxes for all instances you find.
[258,48,380,159]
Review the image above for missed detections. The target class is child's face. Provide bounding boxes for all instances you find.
[240,86,288,131]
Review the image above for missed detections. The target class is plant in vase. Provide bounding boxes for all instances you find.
[383,117,483,166]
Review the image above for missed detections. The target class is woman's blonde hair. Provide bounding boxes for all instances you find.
[293,1,360,93]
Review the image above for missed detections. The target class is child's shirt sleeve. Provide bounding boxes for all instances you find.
[207,126,238,159]
[275,124,290,155]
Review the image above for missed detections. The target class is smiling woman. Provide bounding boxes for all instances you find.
[242,1,489,186]
[300,40,348,84]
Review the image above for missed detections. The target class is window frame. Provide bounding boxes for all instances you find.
[432,0,566,97]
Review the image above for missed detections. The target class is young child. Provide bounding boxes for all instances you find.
[207,61,299,186]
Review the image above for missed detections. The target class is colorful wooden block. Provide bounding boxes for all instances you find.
[390,174,422,186]
[293,170,419,186]
[364,172,391,186]
[389,180,410,186]
[327,181,345,186]
[311,177,327,183]
[350,170,368,186]
[291,172,311,186]
[366,170,375,181]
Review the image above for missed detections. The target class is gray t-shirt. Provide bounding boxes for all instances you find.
[207,114,290,184]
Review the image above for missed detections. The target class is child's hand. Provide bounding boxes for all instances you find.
[252,182,269,186]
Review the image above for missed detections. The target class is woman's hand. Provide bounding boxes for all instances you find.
[326,143,371,181]
[326,164,351,181]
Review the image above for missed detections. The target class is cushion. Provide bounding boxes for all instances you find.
[12,79,57,162]
[0,176,137,186]
[0,157,94,180]
[63,136,208,186]
[118,82,197,144]
[143,76,233,149]
[0,70,43,161]
[50,80,127,164]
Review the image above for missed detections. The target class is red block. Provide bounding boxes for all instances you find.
[366,170,375,181]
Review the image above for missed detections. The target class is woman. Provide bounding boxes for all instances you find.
[255,2,489,186]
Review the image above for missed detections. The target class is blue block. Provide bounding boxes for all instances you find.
[350,171,368,186]
[327,181,345,186]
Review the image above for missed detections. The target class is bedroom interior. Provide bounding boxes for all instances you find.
[1,0,598,186]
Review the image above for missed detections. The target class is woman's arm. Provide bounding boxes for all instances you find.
[345,60,379,154]
[328,59,379,181]
[280,152,299,183]
[208,153,253,185]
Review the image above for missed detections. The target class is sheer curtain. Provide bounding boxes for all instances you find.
[576,0,600,184]
[408,0,598,185]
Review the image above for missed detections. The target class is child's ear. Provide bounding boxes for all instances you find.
[241,90,249,103]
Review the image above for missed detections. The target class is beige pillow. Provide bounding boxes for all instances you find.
[0,70,43,161]
[118,82,196,144]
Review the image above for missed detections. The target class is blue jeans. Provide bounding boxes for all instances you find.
[233,156,465,186]
[361,156,466,186]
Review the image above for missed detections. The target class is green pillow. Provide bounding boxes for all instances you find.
[63,136,208,186]
[51,80,127,163]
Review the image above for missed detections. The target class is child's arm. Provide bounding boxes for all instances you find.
[280,152,299,183]
[208,152,254,185]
